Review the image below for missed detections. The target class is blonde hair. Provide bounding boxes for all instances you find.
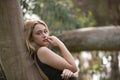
[24,19,49,56]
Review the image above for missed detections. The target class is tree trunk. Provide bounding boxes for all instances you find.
[0,0,43,80]
[110,51,119,80]
[72,0,120,26]
[58,26,120,52]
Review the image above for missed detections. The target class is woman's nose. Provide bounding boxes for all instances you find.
[42,33,47,38]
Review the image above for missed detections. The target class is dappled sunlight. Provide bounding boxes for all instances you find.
[77,27,95,31]
[74,51,120,80]
[24,13,40,20]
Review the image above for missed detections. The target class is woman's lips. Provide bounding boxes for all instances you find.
[43,39,48,42]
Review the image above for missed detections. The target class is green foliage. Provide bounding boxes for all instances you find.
[79,11,96,27]
[20,0,96,34]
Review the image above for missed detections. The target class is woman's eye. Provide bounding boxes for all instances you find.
[36,32,42,35]
[44,30,48,33]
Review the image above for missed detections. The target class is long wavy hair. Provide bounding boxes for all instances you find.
[24,19,49,56]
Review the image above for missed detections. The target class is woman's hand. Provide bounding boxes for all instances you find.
[47,36,63,47]
[61,69,74,80]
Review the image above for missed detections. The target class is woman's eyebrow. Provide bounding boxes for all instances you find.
[35,30,42,33]
[35,29,47,32]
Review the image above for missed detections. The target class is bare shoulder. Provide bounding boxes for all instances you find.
[37,46,53,57]
[37,46,54,62]
[37,46,50,53]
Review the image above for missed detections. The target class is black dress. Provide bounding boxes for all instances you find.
[32,52,77,80]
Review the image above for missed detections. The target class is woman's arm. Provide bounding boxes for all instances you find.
[37,36,77,72]
[48,36,77,72]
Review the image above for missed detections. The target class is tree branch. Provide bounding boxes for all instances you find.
[58,26,120,52]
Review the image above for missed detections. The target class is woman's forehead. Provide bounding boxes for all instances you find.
[33,24,46,31]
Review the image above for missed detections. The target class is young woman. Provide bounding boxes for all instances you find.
[24,19,78,80]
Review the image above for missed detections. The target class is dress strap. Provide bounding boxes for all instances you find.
[34,54,49,80]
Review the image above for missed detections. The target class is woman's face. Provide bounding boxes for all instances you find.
[32,23,49,47]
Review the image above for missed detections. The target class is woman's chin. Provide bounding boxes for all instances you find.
[43,42,49,46]
[38,41,49,47]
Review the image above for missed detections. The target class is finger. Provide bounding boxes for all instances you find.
[64,70,68,79]
[66,70,72,79]
[61,74,63,78]
[65,69,73,79]
[63,69,70,79]
[47,36,52,40]
[67,71,73,79]
[61,69,66,78]
[47,38,52,42]
[47,38,54,43]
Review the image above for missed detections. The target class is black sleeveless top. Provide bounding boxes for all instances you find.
[32,51,77,80]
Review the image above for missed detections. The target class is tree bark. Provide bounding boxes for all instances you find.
[72,0,120,26]
[0,0,43,80]
[58,26,120,52]
[110,51,119,80]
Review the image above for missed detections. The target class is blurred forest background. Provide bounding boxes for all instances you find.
[0,0,120,80]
